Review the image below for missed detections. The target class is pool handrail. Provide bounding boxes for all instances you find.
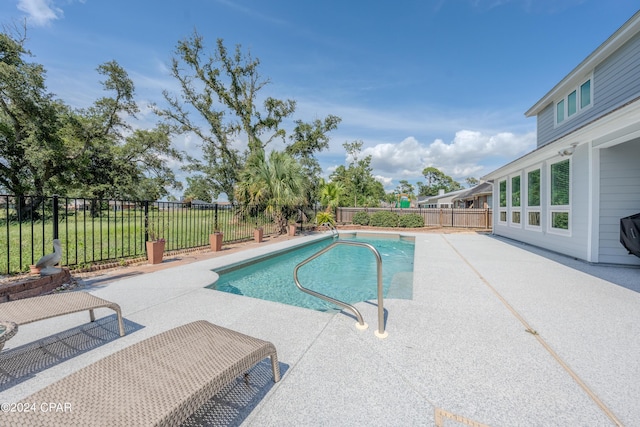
[293,240,388,339]
[319,222,339,238]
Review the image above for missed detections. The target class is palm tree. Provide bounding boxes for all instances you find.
[235,150,307,234]
[318,179,344,212]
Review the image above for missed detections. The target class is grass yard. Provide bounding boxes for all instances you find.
[1,206,276,275]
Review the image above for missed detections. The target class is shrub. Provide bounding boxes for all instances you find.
[398,213,425,228]
[369,211,399,227]
[316,211,336,226]
[352,211,370,225]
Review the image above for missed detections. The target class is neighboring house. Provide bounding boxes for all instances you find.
[109,200,137,211]
[452,182,493,209]
[482,11,640,266]
[417,188,468,208]
[66,199,89,211]
[190,199,216,209]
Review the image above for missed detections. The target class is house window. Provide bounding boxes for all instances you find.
[580,80,591,108]
[526,168,541,229]
[549,159,570,233]
[511,175,521,226]
[499,179,507,223]
[556,100,565,123]
[555,76,592,126]
[567,90,577,117]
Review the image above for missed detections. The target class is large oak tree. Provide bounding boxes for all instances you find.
[156,33,296,204]
[1,29,182,218]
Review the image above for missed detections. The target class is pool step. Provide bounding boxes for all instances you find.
[387,272,413,299]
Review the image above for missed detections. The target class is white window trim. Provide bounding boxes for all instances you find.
[509,173,522,228]
[498,178,508,225]
[547,157,572,236]
[554,74,594,127]
[524,165,542,231]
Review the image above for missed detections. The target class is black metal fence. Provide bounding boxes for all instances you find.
[1,195,492,275]
[1,195,296,275]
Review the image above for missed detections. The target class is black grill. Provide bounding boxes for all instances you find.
[620,212,640,258]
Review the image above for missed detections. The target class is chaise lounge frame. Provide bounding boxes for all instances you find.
[0,320,280,426]
[0,291,125,339]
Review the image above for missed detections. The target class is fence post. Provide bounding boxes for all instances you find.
[52,195,59,239]
[144,200,149,243]
[214,203,219,232]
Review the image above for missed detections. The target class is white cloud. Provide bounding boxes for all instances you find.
[363,137,428,176]
[362,130,535,181]
[374,175,394,187]
[17,0,63,26]
[325,164,338,175]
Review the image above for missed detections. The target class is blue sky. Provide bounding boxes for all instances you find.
[2,0,639,200]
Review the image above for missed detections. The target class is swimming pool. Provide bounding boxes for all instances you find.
[207,233,415,312]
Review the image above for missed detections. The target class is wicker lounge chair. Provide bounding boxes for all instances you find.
[0,320,280,426]
[0,291,125,339]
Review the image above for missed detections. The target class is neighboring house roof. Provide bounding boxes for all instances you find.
[452,182,493,201]
[420,189,468,205]
[526,10,640,117]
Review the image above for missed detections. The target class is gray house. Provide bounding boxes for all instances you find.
[483,11,640,266]
[452,182,493,209]
[417,188,467,208]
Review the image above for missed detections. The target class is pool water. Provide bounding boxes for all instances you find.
[208,234,414,312]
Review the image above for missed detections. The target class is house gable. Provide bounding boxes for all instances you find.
[531,11,640,148]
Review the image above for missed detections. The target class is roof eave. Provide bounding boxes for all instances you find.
[525,10,640,118]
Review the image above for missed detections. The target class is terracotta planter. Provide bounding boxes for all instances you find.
[254,228,263,243]
[209,233,223,252]
[288,224,297,236]
[29,264,41,275]
[146,240,165,265]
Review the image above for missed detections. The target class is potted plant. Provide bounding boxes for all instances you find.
[288,220,297,237]
[315,211,336,230]
[146,222,166,264]
[254,226,263,243]
[146,238,165,264]
[210,230,223,252]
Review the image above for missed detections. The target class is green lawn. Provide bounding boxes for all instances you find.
[1,207,277,275]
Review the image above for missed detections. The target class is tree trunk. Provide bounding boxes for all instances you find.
[16,195,44,221]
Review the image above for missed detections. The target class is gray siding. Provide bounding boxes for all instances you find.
[599,138,640,265]
[536,104,554,147]
[537,31,640,148]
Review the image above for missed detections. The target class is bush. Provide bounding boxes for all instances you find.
[398,213,425,228]
[352,211,370,225]
[369,211,400,227]
[316,211,336,226]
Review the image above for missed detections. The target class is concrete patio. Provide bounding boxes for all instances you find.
[1,231,639,426]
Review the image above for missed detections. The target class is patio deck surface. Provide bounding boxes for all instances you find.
[1,231,639,426]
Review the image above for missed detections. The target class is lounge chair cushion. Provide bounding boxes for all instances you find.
[0,320,280,426]
[0,291,125,337]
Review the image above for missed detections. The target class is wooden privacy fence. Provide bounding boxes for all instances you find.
[336,207,492,229]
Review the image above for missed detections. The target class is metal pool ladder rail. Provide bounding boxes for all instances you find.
[320,222,339,238]
[293,240,388,339]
